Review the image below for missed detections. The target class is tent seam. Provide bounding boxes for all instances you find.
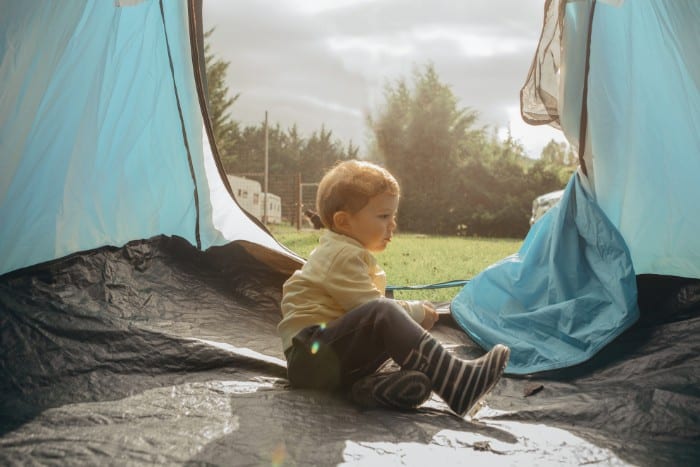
[159,0,201,249]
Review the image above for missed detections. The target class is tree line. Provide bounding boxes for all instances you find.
[205,31,575,238]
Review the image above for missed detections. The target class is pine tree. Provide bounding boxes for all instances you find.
[204,28,240,171]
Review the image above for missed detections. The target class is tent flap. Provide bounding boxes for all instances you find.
[0,0,297,277]
[451,173,639,374]
[522,0,700,279]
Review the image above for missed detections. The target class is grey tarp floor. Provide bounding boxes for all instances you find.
[1,236,698,466]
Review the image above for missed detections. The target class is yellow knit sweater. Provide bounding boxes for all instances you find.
[278,230,426,351]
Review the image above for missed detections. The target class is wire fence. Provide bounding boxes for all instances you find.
[232,172,319,229]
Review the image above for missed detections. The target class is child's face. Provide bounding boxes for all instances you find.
[341,192,399,252]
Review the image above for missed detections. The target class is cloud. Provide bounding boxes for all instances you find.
[202,0,565,157]
[411,27,531,58]
[288,0,383,15]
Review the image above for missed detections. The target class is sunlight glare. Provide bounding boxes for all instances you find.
[501,105,568,158]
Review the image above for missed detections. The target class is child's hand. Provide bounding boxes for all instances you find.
[420,301,439,330]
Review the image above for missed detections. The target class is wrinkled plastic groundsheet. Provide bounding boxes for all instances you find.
[1,236,698,466]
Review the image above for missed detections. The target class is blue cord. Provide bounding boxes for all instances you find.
[386,279,469,292]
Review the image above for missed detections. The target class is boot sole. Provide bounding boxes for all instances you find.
[351,370,432,410]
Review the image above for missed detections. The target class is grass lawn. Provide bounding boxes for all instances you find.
[269,224,522,303]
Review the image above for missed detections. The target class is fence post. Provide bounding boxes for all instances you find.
[296,173,302,231]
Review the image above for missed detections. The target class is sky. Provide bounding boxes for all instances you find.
[202,0,567,159]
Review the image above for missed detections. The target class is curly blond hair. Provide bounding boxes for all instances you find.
[316,160,400,228]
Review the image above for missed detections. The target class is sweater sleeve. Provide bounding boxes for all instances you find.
[396,300,426,324]
[323,246,425,325]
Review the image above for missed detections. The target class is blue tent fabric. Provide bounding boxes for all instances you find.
[532,0,700,279]
[0,1,204,275]
[0,0,294,277]
[451,172,639,375]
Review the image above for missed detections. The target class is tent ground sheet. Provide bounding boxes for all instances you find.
[1,236,697,466]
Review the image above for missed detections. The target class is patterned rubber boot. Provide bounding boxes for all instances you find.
[350,370,432,410]
[402,333,510,417]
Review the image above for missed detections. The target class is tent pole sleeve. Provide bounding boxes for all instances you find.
[159,0,202,249]
[577,0,597,177]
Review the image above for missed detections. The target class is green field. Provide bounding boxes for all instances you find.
[269,224,522,303]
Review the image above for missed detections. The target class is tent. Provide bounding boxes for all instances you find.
[451,0,700,373]
[1,1,697,465]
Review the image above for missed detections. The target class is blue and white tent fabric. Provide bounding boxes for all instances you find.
[0,0,299,277]
[452,171,639,374]
[451,0,699,374]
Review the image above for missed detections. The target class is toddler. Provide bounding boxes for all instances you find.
[278,160,509,416]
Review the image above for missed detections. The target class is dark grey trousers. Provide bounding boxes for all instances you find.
[284,298,425,391]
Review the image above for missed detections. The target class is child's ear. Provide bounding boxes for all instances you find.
[333,211,350,230]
